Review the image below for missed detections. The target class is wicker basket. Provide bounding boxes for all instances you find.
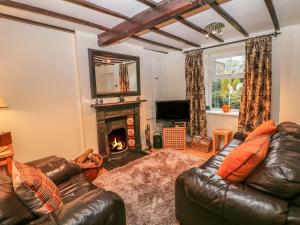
[76,154,103,182]
[190,136,212,152]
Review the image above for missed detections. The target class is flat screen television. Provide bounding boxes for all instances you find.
[156,100,190,122]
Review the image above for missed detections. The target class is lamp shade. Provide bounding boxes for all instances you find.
[0,97,8,108]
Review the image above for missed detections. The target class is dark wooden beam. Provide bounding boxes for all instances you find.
[63,0,132,21]
[136,0,157,8]
[0,13,75,33]
[0,0,110,31]
[136,0,223,43]
[99,0,206,46]
[150,27,200,47]
[131,36,182,51]
[264,0,280,31]
[203,0,249,37]
[176,16,224,42]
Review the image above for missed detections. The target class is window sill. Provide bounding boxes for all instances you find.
[206,110,239,117]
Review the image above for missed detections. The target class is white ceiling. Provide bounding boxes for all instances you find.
[1,0,300,53]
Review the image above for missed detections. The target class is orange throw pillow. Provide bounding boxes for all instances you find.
[246,120,277,141]
[217,135,270,183]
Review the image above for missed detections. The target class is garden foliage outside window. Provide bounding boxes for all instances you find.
[211,55,245,110]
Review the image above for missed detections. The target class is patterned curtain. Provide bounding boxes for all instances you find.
[119,64,130,92]
[238,35,272,132]
[185,49,207,138]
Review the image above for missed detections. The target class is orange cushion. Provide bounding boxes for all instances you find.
[217,135,270,183]
[246,120,277,141]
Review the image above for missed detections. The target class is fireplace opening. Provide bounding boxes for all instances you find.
[108,128,128,154]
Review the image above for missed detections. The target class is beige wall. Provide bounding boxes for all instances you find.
[0,20,83,161]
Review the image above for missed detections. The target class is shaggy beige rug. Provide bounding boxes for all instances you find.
[93,149,204,225]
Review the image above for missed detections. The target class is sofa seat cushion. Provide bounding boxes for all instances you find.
[217,135,270,183]
[58,173,98,204]
[201,139,242,174]
[0,174,33,225]
[286,205,300,225]
[12,161,63,216]
[181,168,288,225]
[246,122,300,198]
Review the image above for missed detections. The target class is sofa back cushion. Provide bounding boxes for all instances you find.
[0,174,33,225]
[217,135,270,183]
[12,161,63,216]
[31,157,81,185]
[246,122,300,198]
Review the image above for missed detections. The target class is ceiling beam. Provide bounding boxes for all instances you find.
[63,0,132,21]
[98,0,206,46]
[0,0,110,31]
[131,36,182,51]
[176,16,224,42]
[203,0,249,37]
[136,0,223,43]
[136,0,157,8]
[264,0,280,31]
[150,27,200,47]
[0,0,182,51]
[0,13,75,33]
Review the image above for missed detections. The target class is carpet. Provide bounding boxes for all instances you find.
[93,149,204,225]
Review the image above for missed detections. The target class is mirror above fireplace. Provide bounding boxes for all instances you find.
[88,49,141,98]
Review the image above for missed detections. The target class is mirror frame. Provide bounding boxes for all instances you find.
[88,49,141,98]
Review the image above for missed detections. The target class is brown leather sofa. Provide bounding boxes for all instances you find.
[0,156,126,225]
[176,122,300,225]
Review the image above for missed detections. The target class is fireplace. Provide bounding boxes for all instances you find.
[91,101,144,159]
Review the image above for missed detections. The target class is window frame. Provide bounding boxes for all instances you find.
[208,52,245,112]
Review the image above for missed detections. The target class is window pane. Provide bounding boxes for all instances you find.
[211,78,244,109]
[215,55,245,75]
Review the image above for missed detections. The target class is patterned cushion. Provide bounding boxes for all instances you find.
[12,161,63,216]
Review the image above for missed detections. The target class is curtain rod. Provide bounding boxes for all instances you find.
[183,31,281,53]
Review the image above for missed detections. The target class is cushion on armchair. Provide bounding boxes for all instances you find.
[12,161,63,216]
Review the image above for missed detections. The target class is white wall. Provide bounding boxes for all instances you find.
[0,20,83,161]
[273,24,300,124]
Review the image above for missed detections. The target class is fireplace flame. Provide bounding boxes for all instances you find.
[111,137,125,150]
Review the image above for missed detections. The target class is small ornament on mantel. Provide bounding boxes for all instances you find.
[136,96,141,101]
[119,95,125,102]
[95,98,103,105]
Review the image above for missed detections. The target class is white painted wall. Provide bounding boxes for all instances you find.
[273,24,300,124]
[0,20,83,162]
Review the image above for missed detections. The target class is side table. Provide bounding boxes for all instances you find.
[0,148,14,175]
[212,129,233,154]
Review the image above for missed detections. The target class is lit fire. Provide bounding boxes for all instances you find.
[111,137,126,150]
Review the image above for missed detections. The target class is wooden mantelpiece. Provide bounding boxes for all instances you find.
[91,100,146,158]
[91,100,146,109]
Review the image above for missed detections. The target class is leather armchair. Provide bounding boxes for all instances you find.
[0,156,126,225]
[176,122,300,225]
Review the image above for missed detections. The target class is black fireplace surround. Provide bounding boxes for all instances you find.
[91,101,144,158]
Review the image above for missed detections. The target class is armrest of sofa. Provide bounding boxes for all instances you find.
[27,189,126,225]
[55,189,126,225]
[179,168,288,225]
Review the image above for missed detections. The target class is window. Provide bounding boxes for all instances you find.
[211,55,245,110]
